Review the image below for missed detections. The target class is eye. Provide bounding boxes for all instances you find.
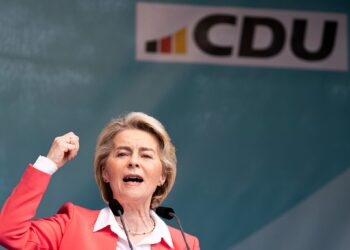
[116,151,129,157]
[142,154,153,159]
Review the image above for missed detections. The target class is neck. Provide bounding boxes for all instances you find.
[116,201,155,235]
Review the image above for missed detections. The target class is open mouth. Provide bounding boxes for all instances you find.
[123,175,144,183]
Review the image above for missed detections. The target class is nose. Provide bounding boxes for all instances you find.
[128,162,139,168]
[128,154,140,168]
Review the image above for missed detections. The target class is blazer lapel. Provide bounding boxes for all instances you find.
[151,239,172,250]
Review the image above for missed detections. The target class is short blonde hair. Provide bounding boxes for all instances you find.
[94,112,177,209]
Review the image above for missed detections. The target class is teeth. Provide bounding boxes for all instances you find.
[123,176,143,183]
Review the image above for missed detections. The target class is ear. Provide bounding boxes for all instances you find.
[159,174,166,186]
[102,165,109,183]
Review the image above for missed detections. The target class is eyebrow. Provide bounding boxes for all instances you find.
[115,146,131,151]
[139,147,156,153]
[114,146,156,152]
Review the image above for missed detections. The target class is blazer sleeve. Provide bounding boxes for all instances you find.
[0,165,72,250]
[191,236,200,250]
[167,226,201,250]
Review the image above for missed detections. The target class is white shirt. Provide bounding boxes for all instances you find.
[33,156,174,250]
[93,207,174,250]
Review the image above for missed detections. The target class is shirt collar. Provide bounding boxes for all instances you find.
[93,207,174,249]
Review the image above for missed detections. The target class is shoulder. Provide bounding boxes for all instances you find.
[57,202,100,217]
[167,225,200,249]
[56,202,101,226]
[57,202,99,214]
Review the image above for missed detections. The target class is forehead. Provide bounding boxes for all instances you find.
[112,129,160,150]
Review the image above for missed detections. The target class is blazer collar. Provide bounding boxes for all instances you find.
[93,207,174,249]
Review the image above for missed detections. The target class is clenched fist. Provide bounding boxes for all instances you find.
[47,132,80,168]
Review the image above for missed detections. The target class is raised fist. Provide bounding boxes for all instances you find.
[47,132,80,168]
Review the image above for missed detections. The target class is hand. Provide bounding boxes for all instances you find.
[47,132,80,168]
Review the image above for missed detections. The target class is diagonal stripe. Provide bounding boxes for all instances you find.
[229,167,350,250]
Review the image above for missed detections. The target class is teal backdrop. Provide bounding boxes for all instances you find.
[0,0,349,250]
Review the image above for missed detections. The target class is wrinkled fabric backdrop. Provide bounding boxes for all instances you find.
[0,0,349,250]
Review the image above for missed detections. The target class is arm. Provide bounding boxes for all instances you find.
[0,165,70,249]
[0,132,79,249]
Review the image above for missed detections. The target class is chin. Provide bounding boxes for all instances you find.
[120,193,150,203]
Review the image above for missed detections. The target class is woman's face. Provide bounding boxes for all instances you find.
[102,129,165,206]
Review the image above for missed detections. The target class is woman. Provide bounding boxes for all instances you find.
[0,112,200,249]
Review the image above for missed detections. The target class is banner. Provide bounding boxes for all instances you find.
[137,3,348,71]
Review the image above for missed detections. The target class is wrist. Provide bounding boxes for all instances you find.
[33,155,58,174]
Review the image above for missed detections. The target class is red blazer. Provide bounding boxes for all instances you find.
[0,165,200,250]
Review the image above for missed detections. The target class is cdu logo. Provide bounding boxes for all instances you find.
[193,15,337,61]
[145,27,187,54]
[137,3,348,71]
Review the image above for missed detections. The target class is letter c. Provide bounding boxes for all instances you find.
[194,14,236,56]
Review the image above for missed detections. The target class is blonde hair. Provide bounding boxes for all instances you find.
[94,112,177,209]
